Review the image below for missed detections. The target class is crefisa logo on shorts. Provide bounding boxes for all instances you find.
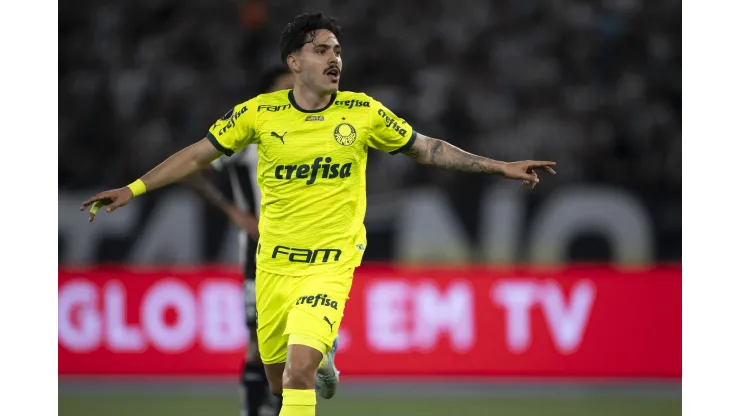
[295,293,339,310]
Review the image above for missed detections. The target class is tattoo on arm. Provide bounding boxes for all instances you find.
[402,134,505,174]
[402,144,423,160]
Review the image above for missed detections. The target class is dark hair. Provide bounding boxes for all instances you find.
[279,12,343,63]
[258,66,292,93]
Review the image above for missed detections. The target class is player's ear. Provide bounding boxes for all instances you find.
[286,54,300,73]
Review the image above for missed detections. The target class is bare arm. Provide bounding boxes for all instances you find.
[81,138,224,220]
[402,133,506,174]
[401,133,556,184]
[140,138,222,192]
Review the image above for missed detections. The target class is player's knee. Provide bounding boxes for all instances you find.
[282,359,317,390]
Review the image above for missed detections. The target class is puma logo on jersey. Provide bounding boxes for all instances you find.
[271,131,287,144]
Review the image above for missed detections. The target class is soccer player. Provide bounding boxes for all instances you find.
[81,12,556,416]
[184,66,294,416]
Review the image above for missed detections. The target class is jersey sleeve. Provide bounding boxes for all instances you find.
[206,99,259,156]
[367,98,417,155]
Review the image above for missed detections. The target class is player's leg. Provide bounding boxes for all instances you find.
[315,335,340,399]
[279,342,324,416]
[264,362,286,397]
[254,269,291,400]
[312,277,348,399]
[261,351,284,416]
[242,326,284,415]
[241,277,274,416]
[263,332,338,405]
[280,272,351,415]
[243,273,285,415]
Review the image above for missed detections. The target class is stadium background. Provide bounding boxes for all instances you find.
[58,0,681,415]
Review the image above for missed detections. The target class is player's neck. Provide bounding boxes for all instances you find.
[291,84,334,111]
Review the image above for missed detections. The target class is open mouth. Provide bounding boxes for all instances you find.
[326,68,340,82]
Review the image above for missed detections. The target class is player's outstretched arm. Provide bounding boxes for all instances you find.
[182,172,260,239]
[81,138,222,222]
[401,133,556,187]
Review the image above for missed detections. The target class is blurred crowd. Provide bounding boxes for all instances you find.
[59,0,681,199]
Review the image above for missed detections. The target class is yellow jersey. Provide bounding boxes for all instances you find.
[207,90,416,276]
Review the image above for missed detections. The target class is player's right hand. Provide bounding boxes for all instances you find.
[80,187,134,222]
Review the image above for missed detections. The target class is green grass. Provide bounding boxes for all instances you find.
[59,394,681,416]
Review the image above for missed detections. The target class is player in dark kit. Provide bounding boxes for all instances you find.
[82,13,556,416]
[185,67,294,416]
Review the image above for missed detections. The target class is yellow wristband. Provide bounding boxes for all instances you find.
[127,179,147,198]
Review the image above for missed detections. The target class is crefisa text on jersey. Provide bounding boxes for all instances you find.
[218,106,248,136]
[275,156,352,185]
[377,109,407,136]
[334,99,370,109]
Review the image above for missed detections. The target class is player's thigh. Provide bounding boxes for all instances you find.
[254,269,291,365]
[284,272,352,354]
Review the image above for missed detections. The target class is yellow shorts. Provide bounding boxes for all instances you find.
[255,268,353,365]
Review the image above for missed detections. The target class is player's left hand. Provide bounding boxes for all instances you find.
[501,161,557,189]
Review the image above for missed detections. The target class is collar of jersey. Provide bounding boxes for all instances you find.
[288,90,337,113]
